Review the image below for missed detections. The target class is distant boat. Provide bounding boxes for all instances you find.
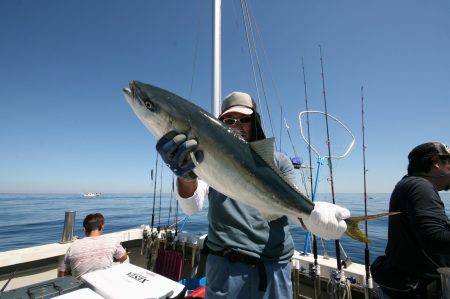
[82,192,101,198]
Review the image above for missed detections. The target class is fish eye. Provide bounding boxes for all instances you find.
[144,100,156,112]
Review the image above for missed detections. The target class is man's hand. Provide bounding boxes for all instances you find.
[302,201,350,240]
[57,270,70,277]
[156,131,203,180]
[115,252,128,263]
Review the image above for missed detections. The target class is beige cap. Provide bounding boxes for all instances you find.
[219,92,256,118]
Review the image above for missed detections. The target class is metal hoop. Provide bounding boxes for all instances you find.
[298,110,355,160]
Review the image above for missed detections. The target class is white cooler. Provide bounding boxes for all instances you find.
[81,263,186,299]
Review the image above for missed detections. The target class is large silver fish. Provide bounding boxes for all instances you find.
[123,81,394,243]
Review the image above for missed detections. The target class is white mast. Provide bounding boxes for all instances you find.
[212,0,221,117]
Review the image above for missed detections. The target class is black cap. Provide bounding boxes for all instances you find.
[219,91,266,141]
[408,142,450,162]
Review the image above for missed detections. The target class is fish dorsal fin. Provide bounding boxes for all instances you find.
[250,138,304,196]
[249,138,276,168]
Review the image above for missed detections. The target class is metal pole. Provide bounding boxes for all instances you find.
[60,211,76,243]
[212,0,222,117]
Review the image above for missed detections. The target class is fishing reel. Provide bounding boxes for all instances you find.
[164,229,176,249]
[308,262,321,279]
[330,269,356,285]
[150,227,159,241]
[141,229,149,256]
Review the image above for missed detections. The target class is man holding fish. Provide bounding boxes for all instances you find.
[155,91,351,298]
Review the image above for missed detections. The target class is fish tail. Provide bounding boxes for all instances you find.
[344,212,400,243]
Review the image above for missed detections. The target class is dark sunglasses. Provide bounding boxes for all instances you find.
[221,115,252,125]
[439,143,449,163]
[439,155,450,163]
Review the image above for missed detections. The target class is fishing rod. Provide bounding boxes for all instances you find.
[361,86,373,298]
[167,175,174,227]
[157,157,163,231]
[301,57,321,299]
[150,154,159,235]
[318,45,359,299]
[174,180,179,237]
[319,45,342,272]
[319,45,350,286]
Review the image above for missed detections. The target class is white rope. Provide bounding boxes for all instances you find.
[250,8,285,151]
[241,0,276,141]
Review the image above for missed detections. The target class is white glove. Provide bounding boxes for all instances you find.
[302,201,350,240]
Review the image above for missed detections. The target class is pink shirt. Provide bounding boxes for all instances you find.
[58,235,126,279]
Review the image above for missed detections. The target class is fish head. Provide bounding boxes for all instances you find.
[123,81,191,139]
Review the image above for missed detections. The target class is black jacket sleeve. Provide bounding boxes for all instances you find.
[407,182,450,255]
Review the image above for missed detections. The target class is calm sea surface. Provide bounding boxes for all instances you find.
[0,193,448,265]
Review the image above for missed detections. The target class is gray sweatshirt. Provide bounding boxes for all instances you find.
[176,151,296,262]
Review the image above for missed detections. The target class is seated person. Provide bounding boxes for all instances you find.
[371,142,450,298]
[58,213,128,279]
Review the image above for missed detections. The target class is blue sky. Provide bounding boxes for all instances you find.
[0,0,449,194]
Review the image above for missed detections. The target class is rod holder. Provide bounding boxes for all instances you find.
[60,211,76,243]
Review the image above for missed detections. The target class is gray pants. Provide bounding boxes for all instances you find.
[206,254,292,299]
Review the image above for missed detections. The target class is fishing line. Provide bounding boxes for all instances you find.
[239,0,265,132]
[248,5,286,153]
[179,216,189,232]
[188,10,201,101]
[0,269,17,293]
[320,238,329,258]
[167,216,186,230]
[174,17,201,234]
[230,0,241,31]
[241,0,276,142]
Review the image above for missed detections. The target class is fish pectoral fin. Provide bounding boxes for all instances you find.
[344,212,401,243]
[249,138,304,197]
[249,138,276,168]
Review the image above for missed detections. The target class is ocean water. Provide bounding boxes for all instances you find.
[0,193,448,265]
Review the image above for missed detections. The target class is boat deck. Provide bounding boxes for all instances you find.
[0,227,377,298]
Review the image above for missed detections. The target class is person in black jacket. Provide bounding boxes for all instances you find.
[371,142,450,298]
